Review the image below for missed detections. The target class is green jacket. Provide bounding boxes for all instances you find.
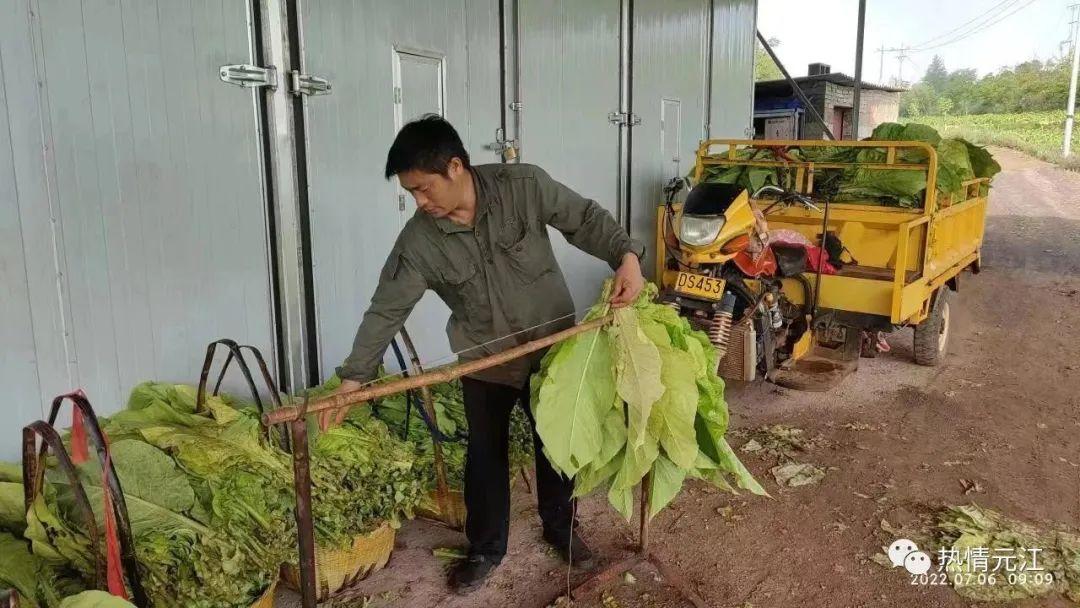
[337,163,644,388]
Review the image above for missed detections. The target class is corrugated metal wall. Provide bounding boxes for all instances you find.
[0,0,276,459]
[710,0,757,139]
[0,0,757,458]
[517,0,622,307]
[630,0,712,279]
[302,0,503,377]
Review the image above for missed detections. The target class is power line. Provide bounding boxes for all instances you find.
[910,0,1021,50]
[912,0,1042,52]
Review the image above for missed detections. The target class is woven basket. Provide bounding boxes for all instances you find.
[415,488,467,529]
[248,579,277,608]
[282,522,396,600]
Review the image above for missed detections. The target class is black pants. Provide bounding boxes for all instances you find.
[461,376,575,560]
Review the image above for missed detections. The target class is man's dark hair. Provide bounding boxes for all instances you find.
[384,114,471,179]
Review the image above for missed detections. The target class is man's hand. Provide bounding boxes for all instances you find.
[610,253,645,308]
[317,378,365,431]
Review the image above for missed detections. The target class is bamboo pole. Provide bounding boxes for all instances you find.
[639,472,652,555]
[398,329,462,529]
[263,314,613,425]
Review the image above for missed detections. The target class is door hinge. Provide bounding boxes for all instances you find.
[398,194,407,212]
[394,87,402,104]
[608,111,641,126]
[290,71,331,97]
[219,64,277,89]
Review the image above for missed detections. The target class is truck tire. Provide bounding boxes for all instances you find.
[913,288,951,366]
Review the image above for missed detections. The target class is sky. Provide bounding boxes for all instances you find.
[757,0,1072,85]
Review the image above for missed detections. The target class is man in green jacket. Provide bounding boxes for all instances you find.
[328,115,644,591]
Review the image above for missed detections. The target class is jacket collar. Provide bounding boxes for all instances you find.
[434,168,489,234]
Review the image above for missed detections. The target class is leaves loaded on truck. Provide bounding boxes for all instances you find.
[699,122,1001,207]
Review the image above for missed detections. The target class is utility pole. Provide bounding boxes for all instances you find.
[896,45,909,85]
[1065,4,1080,156]
[878,46,886,83]
[852,0,867,139]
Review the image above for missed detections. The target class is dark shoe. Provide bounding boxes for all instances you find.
[545,531,594,566]
[448,554,498,592]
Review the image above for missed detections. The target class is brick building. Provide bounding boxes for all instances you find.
[753,63,904,140]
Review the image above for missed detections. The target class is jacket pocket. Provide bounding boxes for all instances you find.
[434,263,490,326]
[498,228,555,285]
[436,263,478,304]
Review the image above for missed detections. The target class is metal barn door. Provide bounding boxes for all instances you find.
[710,0,757,138]
[517,0,622,310]
[630,0,711,281]
[0,0,276,454]
[301,0,502,377]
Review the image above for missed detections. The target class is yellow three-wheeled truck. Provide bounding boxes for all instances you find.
[655,139,990,389]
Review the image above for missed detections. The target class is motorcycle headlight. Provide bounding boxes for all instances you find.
[678,215,725,247]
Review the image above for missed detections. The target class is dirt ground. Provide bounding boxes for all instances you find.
[278,146,1080,608]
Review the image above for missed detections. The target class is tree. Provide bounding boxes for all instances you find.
[923,55,949,93]
[900,55,1071,117]
[900,83,939,117]
[755,38,784,81]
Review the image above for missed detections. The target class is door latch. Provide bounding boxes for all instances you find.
[486,128,519,162]
[290,71,332,97]
[219,64,277,89]
[608,111,641,126]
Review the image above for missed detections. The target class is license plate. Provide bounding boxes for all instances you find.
[674,272,725,301]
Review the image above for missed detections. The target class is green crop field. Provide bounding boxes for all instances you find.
[910,111,1080,170]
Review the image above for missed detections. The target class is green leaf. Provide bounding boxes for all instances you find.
[714,438,769,497]
[696,376,729,439]
[935,139,974,197]
[59,591,137,608]
[689,453,735,493]
[595,405,628,470]
[610,307,664,449]
[24,495,93,572]
[531,280,766,522]
[648,455,687,518]
[0,532,43,608]
[611,436,658,492]
[959,139,1001,179]
[870,122,905,140]
[608,485,635,522]
[54,459,211,540]
[0,461,22,483]
[534,327,617,477]
[1,481,25,534]
[573,447,624,498]
[109,440,196,515]
[900,122,943,146]
[647,347,700,469]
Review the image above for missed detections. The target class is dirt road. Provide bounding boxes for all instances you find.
[280,147,1080,608]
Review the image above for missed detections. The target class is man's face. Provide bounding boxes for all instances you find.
[398,157,467,218]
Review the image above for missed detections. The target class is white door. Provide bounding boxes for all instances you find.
[660,98,683,181]
[392,48,457,368]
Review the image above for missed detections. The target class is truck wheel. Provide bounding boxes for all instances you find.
[913,288,951,366]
